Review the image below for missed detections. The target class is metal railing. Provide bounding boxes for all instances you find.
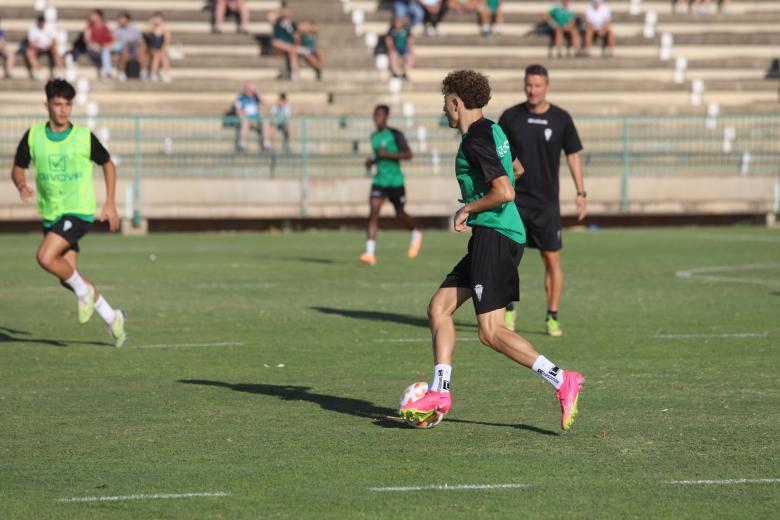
[2,114,779,221]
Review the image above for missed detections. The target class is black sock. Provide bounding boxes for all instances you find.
[547,310,558,320]
[506,302,514,312]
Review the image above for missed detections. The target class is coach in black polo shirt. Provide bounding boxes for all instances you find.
[498,64,586,337]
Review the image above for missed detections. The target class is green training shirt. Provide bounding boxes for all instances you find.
[370,127,410,188]
[455,118,526,245]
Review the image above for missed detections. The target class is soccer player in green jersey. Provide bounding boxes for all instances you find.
[399,70,583,431]
[11,79,127,347]
[360,104,423,265]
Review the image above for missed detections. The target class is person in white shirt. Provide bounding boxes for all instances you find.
[26,15,62,78]
[583,0,615,57]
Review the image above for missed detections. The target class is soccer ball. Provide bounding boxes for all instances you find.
[399,382,444,429]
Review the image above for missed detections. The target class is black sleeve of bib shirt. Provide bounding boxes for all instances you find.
[90,132,111,165]
[389,128,411,153]
[462,125,507,184]
[14,130,31,168]
[561,111,583,155]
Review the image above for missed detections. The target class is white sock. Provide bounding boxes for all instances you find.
[365,239,376,255]
[532,355,564,390]
[94,295,116,325]
[410,229,422,243]
[430,363,452,393]
[64,271,90,298]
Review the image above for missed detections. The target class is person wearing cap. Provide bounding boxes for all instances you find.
[584,0,615,57]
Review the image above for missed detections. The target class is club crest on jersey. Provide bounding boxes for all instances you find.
[544,128,553,142]
[474,284,484,301]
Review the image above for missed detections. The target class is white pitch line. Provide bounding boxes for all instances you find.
[369,483,530,492]
[137,342,245,349]
[653,332,768,339]
[665,479,780,486]
[675,263,780,286]
[58,492,230,503]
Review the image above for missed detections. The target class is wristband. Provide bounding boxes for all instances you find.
[576,191,587,198]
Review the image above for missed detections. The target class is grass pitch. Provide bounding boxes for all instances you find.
[1,227,779,519]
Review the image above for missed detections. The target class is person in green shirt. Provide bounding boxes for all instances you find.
[360,104,422,265]
[297,20,324,81]
[544,0,581,57]
[385,16,415,80]
[11,79,127,347]
[399,70,584,432]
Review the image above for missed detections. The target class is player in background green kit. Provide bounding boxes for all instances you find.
[360,104,423,266]
[11,79,127,347]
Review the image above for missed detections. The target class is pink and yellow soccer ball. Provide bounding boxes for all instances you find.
[399,382,444,429]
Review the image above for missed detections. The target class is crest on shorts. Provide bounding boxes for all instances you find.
[474,284,484,301]
[544,128,553,142]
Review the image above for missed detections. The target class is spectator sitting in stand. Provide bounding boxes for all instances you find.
[145,12,172,82]
[583,0,615,57]
[112,12,148,81]
[213,0,250,34]
[268,7,300,80]
[420,0,449,36]
[386,16,415,81]
[25,15,63,80]
[83,10,115,79]
[234,82,270,152]
[544,0,582,58]
[479,0,504,36]
[297,20,324,80]
[393,1,424,34]
[0,18,15,79]
[270,92,292,152]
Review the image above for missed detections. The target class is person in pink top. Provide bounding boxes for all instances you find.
[84,9,115,79]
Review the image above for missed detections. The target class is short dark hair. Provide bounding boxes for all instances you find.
[45,79,76,101]
[441,70,491,109]
[92,9,105,19]
[374,104,390,115]
[279,93,287,101]
[119,11,131,20]
[524,64,549,81]
[36,15,45,24]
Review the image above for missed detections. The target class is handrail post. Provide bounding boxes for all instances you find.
[301,117,309,217]
[620,116,630,213]
[133,114,143,226]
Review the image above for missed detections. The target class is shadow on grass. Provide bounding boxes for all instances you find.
[311,306,477,330]
[0,326,111,348]
[178,379,557,436]
[283,256,337,265]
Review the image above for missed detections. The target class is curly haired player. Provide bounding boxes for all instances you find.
[399,70,583,431]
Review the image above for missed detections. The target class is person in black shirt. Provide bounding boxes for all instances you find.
[498,64,586,337]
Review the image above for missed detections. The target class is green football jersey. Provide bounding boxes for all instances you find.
[370,127,410,188]
[455,118,525,245]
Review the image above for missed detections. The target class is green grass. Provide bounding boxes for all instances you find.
[1,227,779,519]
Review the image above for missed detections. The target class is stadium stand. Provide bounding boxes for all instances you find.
[0,0,778,115]
[0,1,778,227]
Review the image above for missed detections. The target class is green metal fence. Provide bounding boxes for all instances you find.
[2,114,779,221]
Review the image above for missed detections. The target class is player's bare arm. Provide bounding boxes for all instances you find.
[512,158,524,179]
[454,175,515,232]
[11,164,35,202]
[376,147,413,161]
[566,151,586,221]
[99,160,120,232]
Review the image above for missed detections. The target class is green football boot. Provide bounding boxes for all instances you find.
[108,310,127,348]
[546,316,563,337]
[78,286,95,324]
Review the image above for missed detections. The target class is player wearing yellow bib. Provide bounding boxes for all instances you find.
[11,79,126,347]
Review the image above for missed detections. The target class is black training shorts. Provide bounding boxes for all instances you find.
[370,184,406,209]
[518,205,562,252]
[440,226,525,315]
[42,215,92,253]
